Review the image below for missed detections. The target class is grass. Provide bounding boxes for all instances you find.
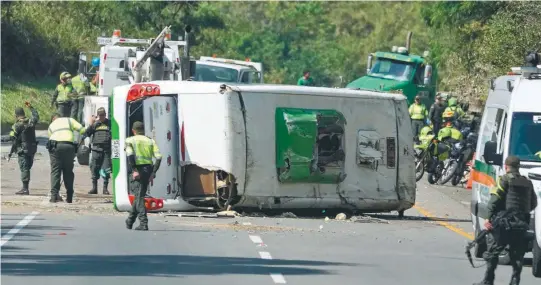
[1,74,58,132]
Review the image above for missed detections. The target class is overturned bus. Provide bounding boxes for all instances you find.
[85,81,416,216]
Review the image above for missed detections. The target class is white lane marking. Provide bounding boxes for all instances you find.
[1,211,40,247]
[259,251,273,260]
[242,222,252,226]
[270,274,287,284]
[249,235,263,244]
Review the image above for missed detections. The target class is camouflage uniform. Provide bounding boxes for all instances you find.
[9,106,39,195]
[474,156,537,285]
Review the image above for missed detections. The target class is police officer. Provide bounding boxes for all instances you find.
[428,94,445,134]
[9,102,39,195]
[125,121,162,231]
[51,72,77,117]
[442,96,465,123]
[47,113,86,203]
[81,107,111,195]
[409,95,428,140]
[70,73,90,123]
[474,156,537,285]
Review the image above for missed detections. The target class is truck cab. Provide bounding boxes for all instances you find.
[194,56,264,84]
[347,46,436,107]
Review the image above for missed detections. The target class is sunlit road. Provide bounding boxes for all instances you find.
[1,180,538,285]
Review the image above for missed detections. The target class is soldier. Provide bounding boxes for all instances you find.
[125,121,162,231]
[70,72,91,123]
[428,94,445,134]
[51,72,77,117]
[473,156,537,285]
[81,107,111,195]
[8,102,39,195]
[47,113,86,203]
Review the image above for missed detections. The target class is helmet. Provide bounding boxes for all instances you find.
[420,125,433,137]
[91,57,100,67]
[448,97,457,107]
[60,72,72,80]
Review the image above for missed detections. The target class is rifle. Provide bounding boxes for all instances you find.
[465,229,489,268]
[7,142,17,162]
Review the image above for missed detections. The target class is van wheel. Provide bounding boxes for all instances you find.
[533,230,541,277]
[215,183,235,211]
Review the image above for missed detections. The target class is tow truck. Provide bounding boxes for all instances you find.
[195,56,264,84]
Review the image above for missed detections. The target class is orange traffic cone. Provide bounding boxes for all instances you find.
[466,152,475,189]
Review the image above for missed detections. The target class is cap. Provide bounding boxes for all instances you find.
[15,107,25,117]
[415,95,421,100]
[97,107,106,115]
[504,156,520,169]
[132,121,144,133]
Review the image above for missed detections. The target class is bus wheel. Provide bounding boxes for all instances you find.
[216,183,235,211]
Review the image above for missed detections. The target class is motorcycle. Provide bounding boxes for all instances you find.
[439,132,478,186]
[452,132,477,186]
[426,138,451,185]
[414,127,435,181]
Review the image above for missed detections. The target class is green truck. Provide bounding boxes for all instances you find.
[346,32,437,107]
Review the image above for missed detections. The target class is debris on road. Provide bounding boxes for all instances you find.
[335,213,347,220]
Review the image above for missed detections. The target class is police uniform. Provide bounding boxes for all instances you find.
[9,106,39,195]
[70,74,90,123]
[125,121,162,231]
[474,156,537,285]
[47,114,86,203]
[442,97,465,122]
[437,123,463,143]
[409,98,428,139]
[82,107,112,195]
[51,72,77,117]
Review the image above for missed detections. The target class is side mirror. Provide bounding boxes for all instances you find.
[423,64,433,85]
[483,141,502,166]
[366,54,373,74]
[78,59,86,74]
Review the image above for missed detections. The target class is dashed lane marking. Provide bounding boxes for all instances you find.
[249,234,287,283]
[259,251,273,260]
[270,274,287,284]
[249,235,263,244]
[1,211,40,247]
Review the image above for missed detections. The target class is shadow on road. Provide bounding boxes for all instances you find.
[1,254,361,276]
[369,214,471,223]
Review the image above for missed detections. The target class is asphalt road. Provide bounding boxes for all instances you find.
[1,131,538,284]
[1,189,539,285]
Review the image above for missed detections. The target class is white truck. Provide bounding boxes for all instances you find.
[82,80,416,216]
[470,55,541,277]
[194,56,263,84]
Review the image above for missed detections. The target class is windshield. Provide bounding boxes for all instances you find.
[194,64,239,83]
[508,112,541,162]
[369,58,415,82]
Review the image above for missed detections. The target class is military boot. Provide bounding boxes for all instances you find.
[473,258,497,285]
[49,193,63,203]
[125,219,134,230]
[15,182,30,195]
[509,276,520,285]
[134,224,148,231]
[103,182,110,195]
[88,180,98,194]
[66,190,73,204]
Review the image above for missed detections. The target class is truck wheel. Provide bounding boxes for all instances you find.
[533,233,541,277]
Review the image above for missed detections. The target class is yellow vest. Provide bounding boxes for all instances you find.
[409,103,427,120]
[125,135,162,165]
[48,117,85,142]
[56,84,75,103]
[70,75,86,99]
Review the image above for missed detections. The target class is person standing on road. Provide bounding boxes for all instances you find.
[8,102,39,195]
[409,95,428,141]
[70,72,90,123]
[51,72,77,117]
[47,113,86,203]
[297,70,315,86]
[125,121,162,231]
[473,156,537,285]
[81,107,111,195]
[428,94,445,134]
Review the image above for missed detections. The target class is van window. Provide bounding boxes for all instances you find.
[495,108,504,134]
[478,107,499,161]
[508,112,541,162]
[498,113,507,153]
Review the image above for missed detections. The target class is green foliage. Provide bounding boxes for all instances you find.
[2,1,540,125]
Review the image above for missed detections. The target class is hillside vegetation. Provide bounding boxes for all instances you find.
[2,1,540,126]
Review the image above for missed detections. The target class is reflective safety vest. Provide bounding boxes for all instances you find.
[56,84,75,103]
[409,103,428,120]
[48,117,86,142]
[442,106,464,119]
[125,135,162,165]
[70,75,87,99]
[437,126,463,141]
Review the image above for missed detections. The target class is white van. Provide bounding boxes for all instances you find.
[470,66,541,277]
[84,81,416,216]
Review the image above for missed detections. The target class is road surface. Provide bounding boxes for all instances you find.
[1,137,539,284]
